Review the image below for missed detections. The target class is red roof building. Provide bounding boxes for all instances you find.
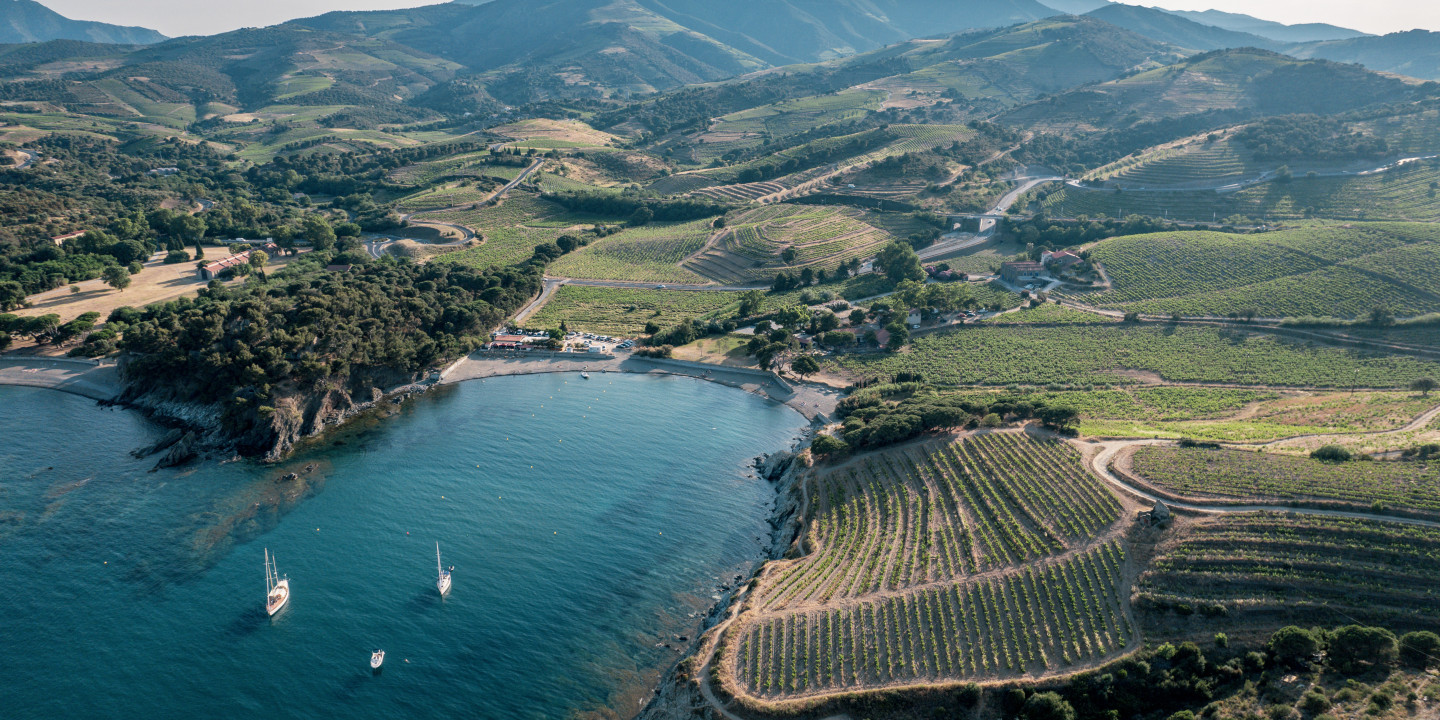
[1000,261,1045,284]
[197,251,253,280]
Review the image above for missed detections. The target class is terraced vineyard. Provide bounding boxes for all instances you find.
[1084,223,1440,318]
[685,205,891,284]
[1044,161,1440,223]
[713,90,885,139]
[822,325,1440,389]
[431,193,577,268]
[1091,138,1269,186]
[690,181,787,203]
[722,433,1134,701]
[1137,514,1440,624]
[547,220,714,284]
[1128,445,1440,516]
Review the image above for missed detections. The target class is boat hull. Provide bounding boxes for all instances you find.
[267,579,290,617]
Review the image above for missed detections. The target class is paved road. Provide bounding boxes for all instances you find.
[13,149,38,169]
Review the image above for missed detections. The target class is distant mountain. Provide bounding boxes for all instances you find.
[1006,47,1433,130]
[1039,0,1111,13]
[298,0,1067,101]
[0,0,165,45]
[1287,31,1440,82]
[1161,7,1368,44]
[633,0,1062,64]
[1086,4,1279,52]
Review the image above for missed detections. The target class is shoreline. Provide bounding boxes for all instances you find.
[442,351,841,424]
[0,357,123,401]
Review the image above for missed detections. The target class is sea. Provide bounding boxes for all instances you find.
[0,372,807,719]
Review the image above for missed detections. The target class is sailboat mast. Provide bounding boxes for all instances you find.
[436,542,442,578]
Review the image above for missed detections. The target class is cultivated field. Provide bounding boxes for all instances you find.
[1084,223,1440,319]
[722,432,1134,702]
[822,325,1440,389]
[1138,514,1440,626]
[1127,445,1440,516]
[1044,161,1440,223]
[525,286,738,336]
[547,220,715,284]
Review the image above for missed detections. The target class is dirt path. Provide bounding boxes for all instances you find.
[1088,439,1440,529]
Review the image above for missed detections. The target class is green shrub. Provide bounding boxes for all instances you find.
[1311,445,1352,463]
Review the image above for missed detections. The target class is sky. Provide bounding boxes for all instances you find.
[39,0,1440,38]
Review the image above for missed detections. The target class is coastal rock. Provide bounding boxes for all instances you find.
[130,428,183,458]
[155,431,199,469]
[754,451,795,482]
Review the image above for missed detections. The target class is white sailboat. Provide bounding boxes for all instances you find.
[436,542,452,596]
[265,548,290,617]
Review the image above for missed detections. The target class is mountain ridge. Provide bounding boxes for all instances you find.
[0,0,166,45]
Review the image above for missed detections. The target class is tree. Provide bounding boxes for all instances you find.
[301,215,336,251]
[1369,306,1395,327]
[737,290,764,318]
[102,266,132,292]
[1022,692,1076,720]
[556,235,579,253]
[1267,626,1320,667]
[792,355,820,378]
[875,241,925,283]
[781,246,798,264]
[1399,631,1440,668]
[249,250,269,270]
[1412,377,1438,397]
[1329,625,1397,673]
[885,322,909,351]
[1038,406,1080,433]
[169,214,207,244]
[810,434,849,459]
[629,206,654,226]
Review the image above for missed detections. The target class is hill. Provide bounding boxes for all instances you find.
[1287,30,1440,82]
[1005,47,1431,132]
[1164,7,1369,44]
[0,0,165,45]
[1085,4,1279,52]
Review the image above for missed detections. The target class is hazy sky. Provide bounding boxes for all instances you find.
[40,0,1440,38]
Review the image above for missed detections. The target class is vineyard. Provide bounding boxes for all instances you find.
[684,205,892,284]
[690,181,788,203]
[722,432,1135,701]
[1084,223,1440,319]
[1137,514,1440,625]
[713,90,885,140]
[547,220,714,284]
[821,325,1440,389]
[1043,161,1440,223]
[526,286,738,336]
[431,193,578,268]
[1128,445,1440,516]
[1090,138,1269,187]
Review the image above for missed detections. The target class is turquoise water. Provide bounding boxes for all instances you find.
[0,374,805,719]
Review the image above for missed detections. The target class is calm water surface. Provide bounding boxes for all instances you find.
[0,373,805,719]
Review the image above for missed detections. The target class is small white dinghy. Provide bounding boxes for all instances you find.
[265,548,289,617]
[436,542,452,596]
[581,366,590,380]
[371,649,385,672]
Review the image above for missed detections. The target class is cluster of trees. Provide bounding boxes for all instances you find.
[0,311,101,350]
[810,387,1080,458]
[1236,115,1390,162]
[118,258,542,455]
[769,259,863,292]
[542,191,726,225]
[1008,214,1189,248]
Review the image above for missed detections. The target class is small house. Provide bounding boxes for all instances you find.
[1000,261,1045,284]
[906,310,922,328]
[51,231,86,246]
[1045,250,1083,270]
[197,251,253,280]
